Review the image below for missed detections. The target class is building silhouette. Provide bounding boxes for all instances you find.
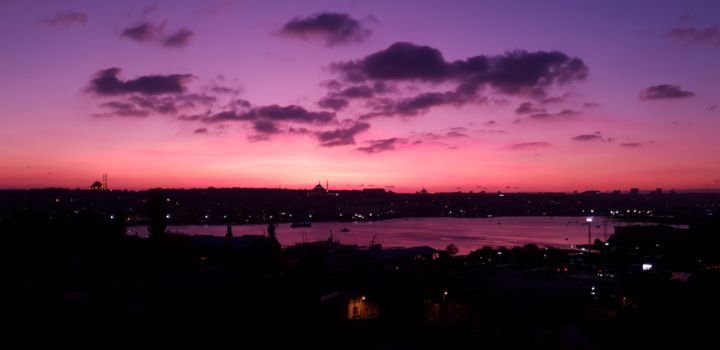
[308,181,329,196]
[89,173,109,191]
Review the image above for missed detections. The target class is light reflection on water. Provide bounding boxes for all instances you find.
[127,216,676,254]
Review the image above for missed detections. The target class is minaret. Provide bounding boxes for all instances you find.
[326,180,329,192]
[102,173,108,190]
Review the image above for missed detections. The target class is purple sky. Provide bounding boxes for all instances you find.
[1,0,719,192]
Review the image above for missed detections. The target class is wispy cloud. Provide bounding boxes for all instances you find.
[121,20,195,48]
[640,84,694,100]
[668,26,720,46]
[571,131,612,142]
[39,12,87,27]
[357,137,408,154]
[511,142,551,151]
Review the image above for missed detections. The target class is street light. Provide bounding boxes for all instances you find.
[441,290,448,322]
[586,217,593,246]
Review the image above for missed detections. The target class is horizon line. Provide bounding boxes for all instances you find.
[2,185,720,194]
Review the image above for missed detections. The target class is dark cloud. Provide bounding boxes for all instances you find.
[332,42,588,97]
[40,11,87,27]
[317,82,393,111]
[121,21,194,48]
[640,84,695,100]
[515,102,545,114]
[668,26,720,46]
[330,42,587,119]
[208,85,240,95]
[121,22,159,42]
[318,96,349,110]
[128,93,216,114]
[583,102,600,108]
[288,127,312,135]
[337,85,375,98]
[491,98,510,106]
[193,127,208,134]
[229,99,252,109]
[707,105,717,112]
[241,105,335,124]
[445,127,468,137]
[390,92,469,116]
[317,121,370,147]
[360,91,472,119]
[247,134,272,142]
[280,12,371,47]
[335,42,450,81]
[253,120,281,134]
[128,96,177,114]
[571,132,607,142]
[321,79,343,91]
[540,93,571,104]
[371,81,396,94]
[413,127,472,142]
[620,142,643,148]
[185,103,337,146]
[526,109,581,121]
[445,131,467,137]
[483,120,496,126]
[176,93,217,107]
[163,27,195,47]
[98,92,216,118]
[95,101,149,117]
[202,111,243,123]
[478,129,507,134]
[357,138,408,154]
[511,142,551,151]
[178,112,210,122]
[460,50,588,96]
[87,68,194,96]
[413,131,444,140]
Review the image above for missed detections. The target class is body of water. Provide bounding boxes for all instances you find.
[126,216,663,254]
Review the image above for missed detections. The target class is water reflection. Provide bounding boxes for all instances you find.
[127,217,678,254]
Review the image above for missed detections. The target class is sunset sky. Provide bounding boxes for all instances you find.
[1,0,719,192]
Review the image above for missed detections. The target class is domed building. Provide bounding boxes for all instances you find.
[308,182,328,196]
[89,173,109,191]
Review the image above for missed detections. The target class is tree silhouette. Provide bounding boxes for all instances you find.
[445,243,459,257]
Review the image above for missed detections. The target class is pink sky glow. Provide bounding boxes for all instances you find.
[1,0,719,192]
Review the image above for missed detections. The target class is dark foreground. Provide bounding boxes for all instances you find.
[5,211,720,349]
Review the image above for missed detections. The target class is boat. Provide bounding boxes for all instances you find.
[340,228,350,233]
[290,221,312,228]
